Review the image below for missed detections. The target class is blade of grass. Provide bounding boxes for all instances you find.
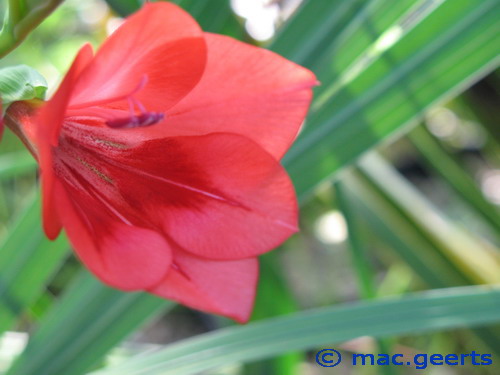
[0,192,69,335]
[340,159,500,355]
[409,123,500,235]
[243,253,303,375]
[357,152,500,284]
[336,181,398,375]
[90,286,500,375]
[6,269,173,375]
[342,171,470,288]
[335,182,377,299]
[272,0,371,65]
[284,0,500,200]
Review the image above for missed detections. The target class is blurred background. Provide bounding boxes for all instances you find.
[0,0,499,374]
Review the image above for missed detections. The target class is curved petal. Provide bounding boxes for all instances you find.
[149,250,258,323]
[54,179,173,290]
[36,43,94,239]
[69,3,206,111]
[109,133,298,260]
[141,33,317,159]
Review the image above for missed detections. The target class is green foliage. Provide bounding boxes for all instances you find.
[6,270,173,375]
[103,0,142,17]
[0,0,65,58]
[282,0,500,199]
[90,286,500,375]
[0,65,47,111]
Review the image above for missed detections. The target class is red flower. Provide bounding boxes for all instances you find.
[15,3,316,322]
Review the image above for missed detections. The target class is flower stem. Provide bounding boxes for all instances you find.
[0,0,65,59]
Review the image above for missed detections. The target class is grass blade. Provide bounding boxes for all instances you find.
[91,286,500,375]
[0,193,69,335]
[6,270,173,375]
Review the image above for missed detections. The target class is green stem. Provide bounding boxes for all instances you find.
[0,0,65,59]
[8,0,24,24]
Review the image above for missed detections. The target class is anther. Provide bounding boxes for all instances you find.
[105,75,165,129]
[106,111,165,129]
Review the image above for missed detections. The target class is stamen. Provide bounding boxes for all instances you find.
[106,111,165,129]
[105,75,165,129]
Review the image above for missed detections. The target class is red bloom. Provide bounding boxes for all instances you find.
[17,3,315,322]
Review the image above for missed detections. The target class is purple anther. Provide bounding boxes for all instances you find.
[106,112,165,129]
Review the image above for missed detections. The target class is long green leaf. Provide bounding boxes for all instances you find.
[243,253,303,375]
[336,182,377,299]
[336,181,398,375]
[6,270,173,375]
[283,0,500,200]
[409,124,500,235]
[91,286,500,375]
[340,165,500,355]
[0,193,69,335]
[342,172,468,288]
[357,153,500,284]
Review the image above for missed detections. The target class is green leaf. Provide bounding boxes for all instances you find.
[282,0,500,200]
[409,124,500,235]
[336,181,398,375]
[103,0,143,17]
[336,181,377,299]
[0,151,37,180]
[0,193,69,335]
[6,270,173,375]
[244,253,303,375]
[339,162,500,355]
[0,65,47,112]
[342,171,470,288]
[357,153,500,284]
[90,286,500,375]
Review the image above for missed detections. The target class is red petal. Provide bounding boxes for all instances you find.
[54,179,172,290]
[69,3,206,111]
[150,250,258,323]
[109,133,298,260]
[142,33,316,159]
[36,43,94,239]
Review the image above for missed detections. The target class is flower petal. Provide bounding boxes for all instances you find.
[108,133,298,260]
[37,43,94,239]
[69,2,206,111]
[141,33,316,159]
[54,179,173,290]
[149,250,258,323]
